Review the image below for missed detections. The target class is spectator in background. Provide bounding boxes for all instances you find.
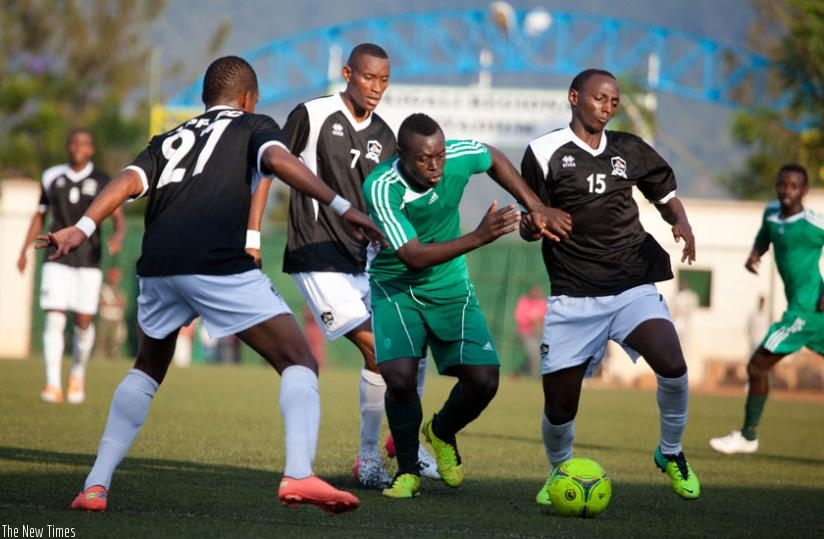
[97,267,127,360]
[513,285,547,377]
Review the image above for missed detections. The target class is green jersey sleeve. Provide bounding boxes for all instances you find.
[754,201,777,250]
[364,167,419,252]
[445,139,492,177]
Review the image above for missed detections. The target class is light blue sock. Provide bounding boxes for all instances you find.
[657,372,689,455]
[542,414,574,474]
[85,369,159,490]
[280,365,319,479]
[359,369,386,459]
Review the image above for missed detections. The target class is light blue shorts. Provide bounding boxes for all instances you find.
[137,270,291,339]
[540,284,672,377]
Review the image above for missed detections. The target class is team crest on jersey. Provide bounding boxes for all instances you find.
[321,311,335,326]
[56,177,66,188]
[610,156,628,178]
[561,155,576,168]
[81,179,98,196]
[428,191,439,204]
[331,123,344,137]
[365,140,383,163]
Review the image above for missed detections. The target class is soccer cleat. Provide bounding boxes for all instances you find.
[40,385,64,404]
[384,433,441,480]
[421,416,463,488]
[382,473,422,499]
[71,485,107,511]
[67,376,85,404]
[417,444,441,480]
[352,456,392,489]
[709,430,759,455]
[654,447,700,500]
[535,475,553,506]
[278,476,360,515]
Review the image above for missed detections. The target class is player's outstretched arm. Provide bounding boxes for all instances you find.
[262,144,386,246]
[485,144,571,242]
[37,169,144,260]
[654,197,696,264]
[17,211,45,273]
[396,201,520,271]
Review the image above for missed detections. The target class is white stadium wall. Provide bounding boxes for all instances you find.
[0,179,40,359]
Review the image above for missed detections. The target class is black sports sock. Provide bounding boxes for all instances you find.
[385,394,423,475]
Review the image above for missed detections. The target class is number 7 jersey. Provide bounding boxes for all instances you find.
[521,126,677,297]
[127,105,285,277]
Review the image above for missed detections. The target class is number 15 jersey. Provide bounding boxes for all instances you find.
[521,126,676,297]
[128,106,285,277]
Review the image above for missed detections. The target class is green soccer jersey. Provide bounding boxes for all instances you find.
[755,201,824,312]
[363,139,492,293]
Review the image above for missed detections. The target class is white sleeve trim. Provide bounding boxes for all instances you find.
[653,190,676,205]
[124,165,150,201]
[257,140,289,175]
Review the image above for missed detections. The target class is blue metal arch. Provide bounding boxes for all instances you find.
[169,8,775,110]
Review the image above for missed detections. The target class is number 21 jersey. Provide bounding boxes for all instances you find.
[128,106,284,277]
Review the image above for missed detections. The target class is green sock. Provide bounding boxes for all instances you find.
[741,394,768,440]
[384,394,423,475]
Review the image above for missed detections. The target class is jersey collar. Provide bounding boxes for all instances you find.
[63,162,93,183]
[391,159,433,202]
[337,93,373,131]
[565,125,608,156]
[205,105,237,113]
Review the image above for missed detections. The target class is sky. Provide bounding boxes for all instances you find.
[148,0,761,212]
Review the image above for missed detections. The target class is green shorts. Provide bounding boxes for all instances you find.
[370,279,500,373]
[761,309,824,356]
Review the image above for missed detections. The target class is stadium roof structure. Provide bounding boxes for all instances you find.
[168,7,779,111]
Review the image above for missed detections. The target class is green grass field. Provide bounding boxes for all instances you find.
[1,358,823,538]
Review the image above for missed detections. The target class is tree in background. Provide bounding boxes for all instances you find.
[725,0,824,198]
[0,0,229,181]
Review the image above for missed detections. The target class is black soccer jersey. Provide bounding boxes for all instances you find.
[521,126,676,297]
[130,106,284,277]
[281,94,397,274]
[39,163,110,268]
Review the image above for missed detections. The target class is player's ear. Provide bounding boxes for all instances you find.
[238,89,258,113]
[342,65,352,84]
[568,88,578,107]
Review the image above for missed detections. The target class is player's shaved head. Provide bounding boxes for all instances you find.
[778,163,808,185]
[398,113,442,151]
[66,128,93,145]
[346,43,389,70]
[202,56,258,105]
[570,68,616,92]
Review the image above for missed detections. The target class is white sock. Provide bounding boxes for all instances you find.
[656,373,688,455]
[279,365,319,479]
[542,414,574,473]
[70,324,95,380]
[359,369,386,460]
[43,312,66,388]
[416,355,428,398]
[85,369,159,490]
